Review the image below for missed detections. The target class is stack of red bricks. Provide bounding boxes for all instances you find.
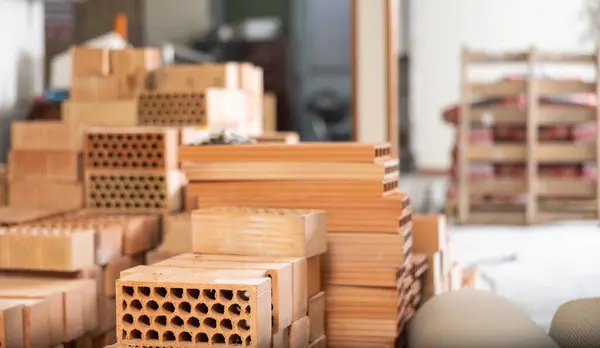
[112,207,328,348]
[171,142,427,347]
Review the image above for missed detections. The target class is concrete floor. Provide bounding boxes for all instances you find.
[400,174,600,331]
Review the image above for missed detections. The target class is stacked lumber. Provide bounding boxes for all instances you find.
[177,142,425,347]
[445,48,600,224]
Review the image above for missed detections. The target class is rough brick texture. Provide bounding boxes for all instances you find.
[192,207,327,258]
[85,170,184,213]
[0,226,95,271]
[117,270,272,347]
[137,92,207,126]
[84,128,179,170]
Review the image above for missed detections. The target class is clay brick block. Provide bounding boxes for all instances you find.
[66,212,160,256]
[411,215,447,254]
[27,217,124,266]
[177,253,308,322]
[0,277,98,343]
[104,255,145,297]
[306,256,321,298]
[62,100,138,128]
[84,127,179,171]
[145,249,177,265]
[71,47,110,77]
[8,150,82,182]
[93,329,117,348]
[0,226,95,271]
[161,213,193,254]
[11,121,81,151]
[0,298,54,347]
[308,335,326,348]
[327,232,412,268]
[192,207,327,258]
[9,180,83,211]
[71,75,122,101]
[97,297,117,333]
[272,327,290,348]
[85,170,184,213]
[154,256,294,332]
[116,270,272,347]
[110,48,162,75]
[144,63,241,92]
[290,316,310,348]
[137,89,247,129]
[308,292,325,342]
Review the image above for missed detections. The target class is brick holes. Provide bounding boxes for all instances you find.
[85,132,166,170]
[119,284,255,346]
[86,173,167,211]
[138,92,207,126]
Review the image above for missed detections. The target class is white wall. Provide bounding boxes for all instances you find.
[144,0,212,45]
[0,0,44,162]
[410,0,591,170]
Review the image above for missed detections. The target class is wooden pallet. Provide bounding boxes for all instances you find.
[455,47,600,224]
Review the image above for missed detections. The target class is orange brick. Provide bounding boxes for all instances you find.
[11,121,81,151]
[9,180,83,211]
[290,316,310,348]
[161,213,193,254]
[412,214,447,254]
[70,75,122,101]
[71,47,110,77]
[192,207,327,258]
[8,150,82,182]
[110,48,161,75]
[146,63,241,92]
[62,100,138,128]
[0,298,52,347]
[307,256,322,298]
[308,335,326,348]
[103,255,144,297]
[308,292,325,342]
[154,255,294,332]
[0,226,95,271]
[273,327,290,348]
[116,269,272,347]
[84,127,180,171]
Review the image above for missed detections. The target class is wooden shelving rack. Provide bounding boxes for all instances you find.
[448,47,600,225]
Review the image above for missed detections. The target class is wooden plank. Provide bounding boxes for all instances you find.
[537,80,595,95]
[468,144,595,163]
[458,47,470,223]
[469,80,525,98]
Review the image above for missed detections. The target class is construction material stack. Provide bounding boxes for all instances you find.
[9,121,85,211]
[412,215,452,301]
[445,48,600,224]
[82,127,185,214]
[176,142,424,347]
[138,63,264,134]
[117,206,328,348]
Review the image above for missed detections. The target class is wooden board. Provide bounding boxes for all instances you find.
[468,144,595,163]
[178,142,391,163]
[470,177,595,198]
[182,159,399,181]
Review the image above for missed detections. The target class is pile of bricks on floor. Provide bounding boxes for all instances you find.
[113,206,328,348]
[145,142,434,348]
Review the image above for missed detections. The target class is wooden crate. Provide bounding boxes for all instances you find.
[454,47,600,225]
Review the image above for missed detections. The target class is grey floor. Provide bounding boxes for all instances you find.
[401,175,600,331]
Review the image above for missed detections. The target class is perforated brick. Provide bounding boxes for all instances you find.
[84,128,178,170]
[137,92,206,126]
[116,270,272,347]
[85,171,184,213]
